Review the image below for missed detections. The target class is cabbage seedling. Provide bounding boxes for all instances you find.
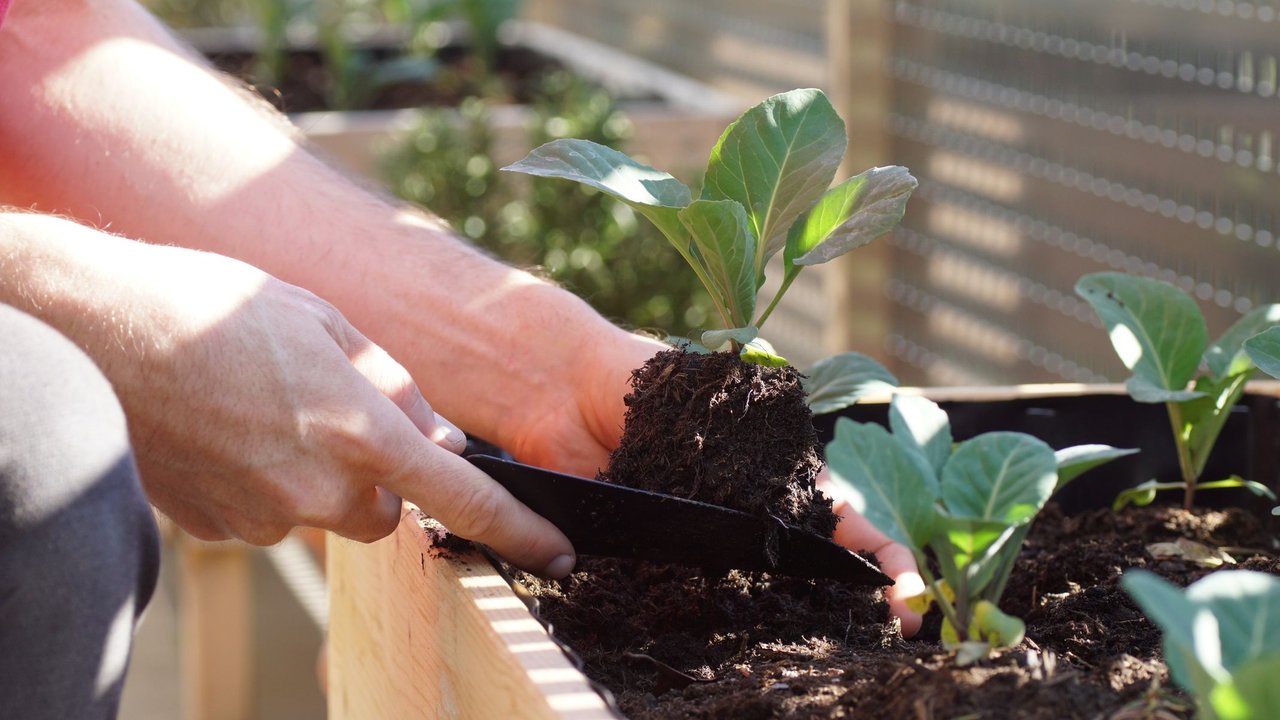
[1076,272,1280,510]
[503,88,917,367]
[1123,570,1280,720]
[825,394,1134,664]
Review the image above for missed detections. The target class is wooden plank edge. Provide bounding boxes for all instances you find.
[328,506,616,720]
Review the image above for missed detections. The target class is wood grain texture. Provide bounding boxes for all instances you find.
[175,534,253,720]
[327,507,615,720]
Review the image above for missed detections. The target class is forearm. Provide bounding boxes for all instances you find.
[0,0,649,453]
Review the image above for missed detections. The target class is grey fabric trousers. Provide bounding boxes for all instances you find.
[0,304,161,719]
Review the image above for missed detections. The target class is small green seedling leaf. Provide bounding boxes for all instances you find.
[1244,326,1280,378]
[1123,569,1280,716]
[1125,375,1206,403]
[667,336,712,354]
[786,165,918,267]
[1054,444,1139,492]
[1113,479,1161,511]
[973,599,1026,649]
[502,138,691,246]
[1076,273,1207,400]
[1209,656,1280,720]
[802,352,898,414]
[700,326,758,351]
[679,200,757,327]
[825,418,940,549]
[701,88,846,274]
[1272,506,1279,516]
[1183,372,1253,478]
[941,432,1057,526]
[740,337,789,367]
[889,394,953,473]
[1206,304,1280,379]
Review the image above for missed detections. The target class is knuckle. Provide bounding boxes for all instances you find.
[447,482,503,540]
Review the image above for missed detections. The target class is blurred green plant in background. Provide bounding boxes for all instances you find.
[380,72,714,336]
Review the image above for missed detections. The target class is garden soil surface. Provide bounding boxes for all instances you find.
[207,44,562,113]
[507,351,1280,719]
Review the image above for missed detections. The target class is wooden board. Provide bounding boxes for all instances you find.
[327,507,616,720]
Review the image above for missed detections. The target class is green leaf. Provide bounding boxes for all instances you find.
[941,432,1057,525]
[1210,656,1280,720]
[802,352,899,414]
[1188,570,1280,676]
[1184,372,1252,477]
[701,326,758,351]
[1075,273,1208,400]
[1125,569,1280,705]
[701,88,846,275]
[1125,375,1206,403]
[1122,570,1216,696]
[1245,326,1280,379]
[740,337,789,367]
[679,200,757,327]
[787,166,918,267]
[973,600,1026,649]
[889,394,953,473]
[938,516,1017,595]
[1112,479,1162,511]
[1054,444,1139,492]
[667,336,712,354]
[502,138,692,250]
[825,418,940,549]
[1206,304,1280,379]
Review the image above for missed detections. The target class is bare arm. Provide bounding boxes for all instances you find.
[0,0,661,476]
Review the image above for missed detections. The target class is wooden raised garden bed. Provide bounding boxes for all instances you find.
[180,21,741,180]
[327,383,1280,719]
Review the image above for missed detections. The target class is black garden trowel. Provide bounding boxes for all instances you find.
[467,454,892,585]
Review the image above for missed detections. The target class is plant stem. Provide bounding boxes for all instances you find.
[914,557,967,642]
[754,269,796,330]
[1165,402,1198,510]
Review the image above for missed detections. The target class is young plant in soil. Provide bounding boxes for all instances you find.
[825,393,1134,663]
[1122,569,1280,720]
[503,87,916,369]
[1076,272,1280,511]
[501,88,913,529]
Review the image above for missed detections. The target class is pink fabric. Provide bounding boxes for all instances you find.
[0,0,9,29]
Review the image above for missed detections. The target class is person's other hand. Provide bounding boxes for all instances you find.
[502,326,666,478]
[817,467,925,636]
[13,219,575,576]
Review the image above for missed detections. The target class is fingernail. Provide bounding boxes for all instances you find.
[544,554,576,579]
[429,413,466,447]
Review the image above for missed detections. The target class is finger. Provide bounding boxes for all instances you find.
[819,468,925,637]
[341,323,466,453]
[382,438,576,577]
[830,498,925,637]
[327,486,404,543]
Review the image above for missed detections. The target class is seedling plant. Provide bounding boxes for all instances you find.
[1076,272,1280,510]
[824,393,1133,663]
[503,88,916,395]
[1123,570,1280,720]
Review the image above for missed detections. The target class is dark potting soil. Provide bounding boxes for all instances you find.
[516,504,1279,720]
[596,349,835,539]
[206,44,562,113]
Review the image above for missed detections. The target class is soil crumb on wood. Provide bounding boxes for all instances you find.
[598,349,835,538]
[515,505,1279,719]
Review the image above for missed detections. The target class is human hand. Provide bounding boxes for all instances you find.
[501,325,666,478]
[817,467,925,636]
[7,218,574,576]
